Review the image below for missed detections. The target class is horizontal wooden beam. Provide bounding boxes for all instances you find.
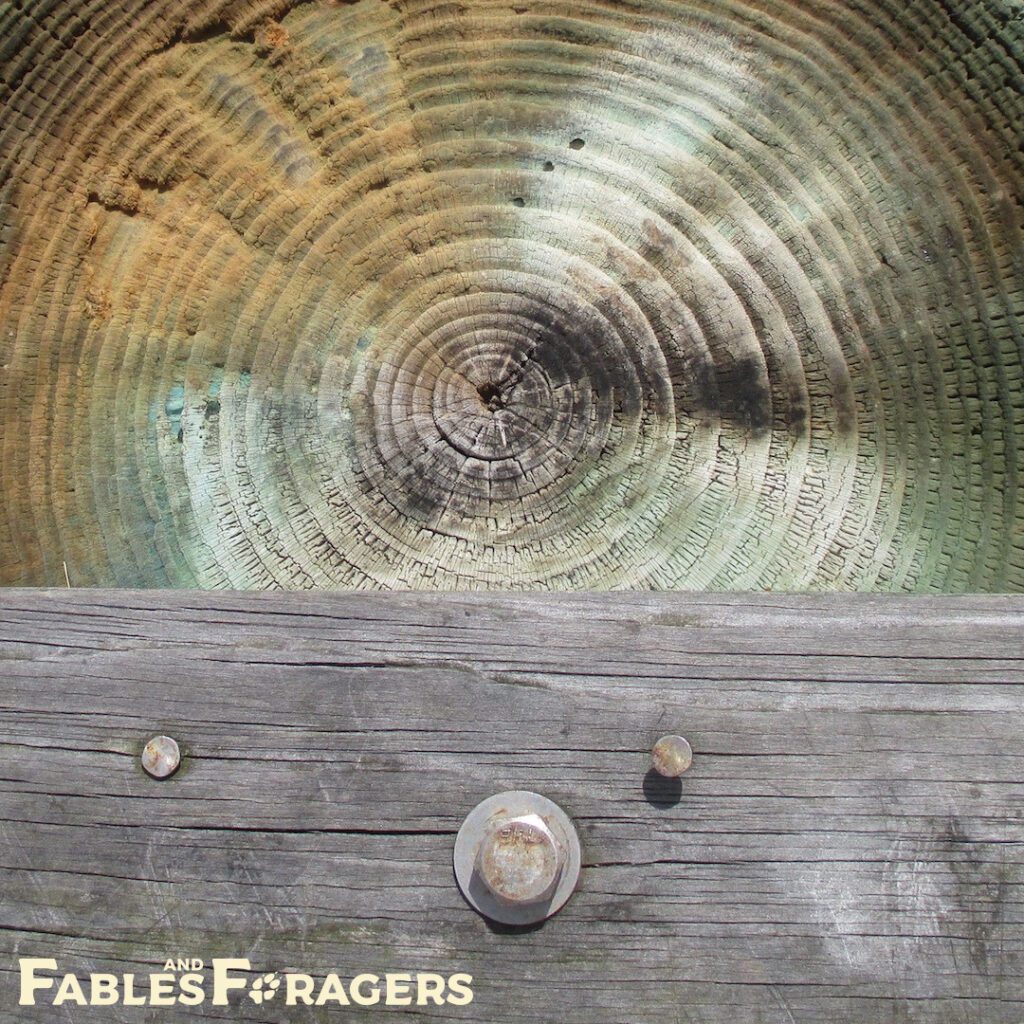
[1,591,1022,1021]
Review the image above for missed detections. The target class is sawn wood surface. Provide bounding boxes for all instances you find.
[0,591,1021,1022]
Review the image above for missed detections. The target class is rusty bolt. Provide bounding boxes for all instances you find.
[454,791,581,925]
[141,735,180,779]
[651,735,692,777]
[476,812,563,905]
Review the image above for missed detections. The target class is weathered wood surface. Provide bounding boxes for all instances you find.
[4,0,1024,592]
[1,591,1022,1022]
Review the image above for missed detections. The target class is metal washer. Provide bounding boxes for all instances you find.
[454,790,581,926]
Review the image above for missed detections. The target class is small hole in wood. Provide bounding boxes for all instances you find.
[478,382,506,411]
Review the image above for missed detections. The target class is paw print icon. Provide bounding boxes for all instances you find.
[249,973,281,1004]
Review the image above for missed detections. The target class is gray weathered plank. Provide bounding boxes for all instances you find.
[0,591,1022,1022]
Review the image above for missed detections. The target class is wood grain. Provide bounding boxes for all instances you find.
[2,0,1023,589]
[1,590,1022,1021]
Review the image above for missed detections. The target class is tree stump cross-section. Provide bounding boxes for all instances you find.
[1,0,1022,589]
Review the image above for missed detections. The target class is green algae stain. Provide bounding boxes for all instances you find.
[164,384,185,442]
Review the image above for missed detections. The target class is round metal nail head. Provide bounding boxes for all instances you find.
[142,735,180,779]
[652,735,692,777]
[454,791,580,925]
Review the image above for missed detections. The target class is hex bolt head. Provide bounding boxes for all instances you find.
[652,734,692,778]
[454,792,581,926]
[141,735,180,779]
[476,812,563,905]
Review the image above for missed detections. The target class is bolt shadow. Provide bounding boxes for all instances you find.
[643,768,682,808]
[482,916,547,935]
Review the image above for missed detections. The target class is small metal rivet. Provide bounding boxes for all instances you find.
[142,735,180,779]
[652,735,692,778]
[454,791,581,925]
